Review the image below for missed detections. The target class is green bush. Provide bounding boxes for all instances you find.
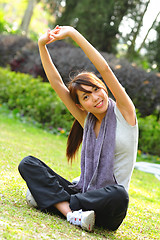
[0,11,7,33]
[0,10,20,35]
[0,67,73,131]
[138,113,160,156]
[1,67,160,155]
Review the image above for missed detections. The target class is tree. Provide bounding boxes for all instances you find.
[137,11,160,53]
[122,0,151,59]
[122,0,159,61]
[42,0,64,20]
[19,0,64,35]
[55,0,132,53]
[146,22,160,71]
[20,0,37,35]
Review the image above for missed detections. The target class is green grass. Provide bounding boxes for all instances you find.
[0,111,160,239]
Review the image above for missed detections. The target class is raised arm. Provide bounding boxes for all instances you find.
[38,28,87,127]
[51,26,136,126]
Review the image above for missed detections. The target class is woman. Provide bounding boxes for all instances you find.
[18,26,138,232]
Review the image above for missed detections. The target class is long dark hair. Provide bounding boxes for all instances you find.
[66,72,108,163]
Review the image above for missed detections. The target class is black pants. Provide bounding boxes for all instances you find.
[18,155,129,231]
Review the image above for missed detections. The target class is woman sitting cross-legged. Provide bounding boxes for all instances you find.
[18,26,138,232]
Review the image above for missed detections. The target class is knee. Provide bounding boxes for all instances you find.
[116,185,129,208]
[115,185,129,212]
[104,185,129,210]
[102,185,129,230]
[18,155,34,176]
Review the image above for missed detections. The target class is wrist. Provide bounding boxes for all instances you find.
[38,39,46,47]
[38,42,47,50]
[68,26,76,38]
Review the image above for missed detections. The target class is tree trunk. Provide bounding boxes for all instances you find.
[137,11,160,53]
[20,0,37,35]
[126,0,151,58]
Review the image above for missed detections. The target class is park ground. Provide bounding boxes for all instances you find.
[0,111,160,240]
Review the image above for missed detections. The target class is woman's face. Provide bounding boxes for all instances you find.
[76,84,108,118]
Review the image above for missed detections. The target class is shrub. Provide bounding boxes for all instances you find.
[0,67,73,131]
[0,10,20,35]
[0,34,160,118]
[138,112,160,156]
[0,11,7,33]
[0,67,160,156]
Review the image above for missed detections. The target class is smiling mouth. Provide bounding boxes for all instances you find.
[95,100,103,108]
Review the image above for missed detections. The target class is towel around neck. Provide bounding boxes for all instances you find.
[73,98,117,193]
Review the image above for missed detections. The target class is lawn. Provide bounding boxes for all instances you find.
[0,111,160,240]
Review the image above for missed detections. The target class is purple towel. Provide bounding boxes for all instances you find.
[72,98,117,193]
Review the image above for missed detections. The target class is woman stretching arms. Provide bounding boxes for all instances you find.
[18,26,138,231]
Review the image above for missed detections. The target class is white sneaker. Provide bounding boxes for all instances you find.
[26,188,38,208]
[67,209,95,231]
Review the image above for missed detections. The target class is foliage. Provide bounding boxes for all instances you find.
[55,0,159,65]
[1,34,160,118]
[145,22,160,72]
[42,0,64,16]
[0,113,160,239]
[138,112,160,156]
[55,0,133,53]
[0,61,160,156]
[109,56,160,118]
[0,6,38,42]
[123,0,151,59]
[137,150,160,165]
[0,1,50,41]
[116,0,160,71]
[0,10,8,33]
[0,65,160,156]
[0,67,73,132]
[1,0,160,70]
[0,10,20,35]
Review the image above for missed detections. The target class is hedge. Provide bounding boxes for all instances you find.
[1,34,160,118]
[0,67,73,132]
[0,67,160,156]
[138,113,160,156]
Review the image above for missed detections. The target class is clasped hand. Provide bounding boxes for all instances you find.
[38,26,73,46]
